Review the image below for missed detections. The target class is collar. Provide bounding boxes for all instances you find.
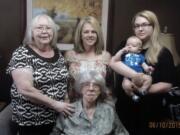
[75,100,101,120]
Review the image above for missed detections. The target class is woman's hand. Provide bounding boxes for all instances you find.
[53,101,75,117]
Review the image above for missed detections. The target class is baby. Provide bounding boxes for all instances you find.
[118,36,153,102]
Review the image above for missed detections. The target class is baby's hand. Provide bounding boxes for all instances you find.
[121,46,129,54]
[120,46,129,54]
[116,47,129,58]
[147,66,154,75]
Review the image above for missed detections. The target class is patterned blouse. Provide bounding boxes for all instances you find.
[7,45,69,126]
[50,100,129,135]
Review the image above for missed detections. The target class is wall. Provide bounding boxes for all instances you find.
[0,0,26,102]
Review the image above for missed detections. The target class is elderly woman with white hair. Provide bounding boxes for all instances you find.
[4,14,75,135]
[50,70,129,135]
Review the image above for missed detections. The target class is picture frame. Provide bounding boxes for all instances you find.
[26,0,110,50]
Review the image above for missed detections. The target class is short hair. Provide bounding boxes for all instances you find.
[127,36,142,48]
[74,70,107,101]
[74,16,104,54]
[23,14,58,48]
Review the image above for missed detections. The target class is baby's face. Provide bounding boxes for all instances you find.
[125,38,142,53]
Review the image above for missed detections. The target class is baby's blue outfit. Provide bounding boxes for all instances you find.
[123,53,145,72]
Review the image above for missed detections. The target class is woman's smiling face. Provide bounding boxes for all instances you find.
[32,17,53,46]
[81,23,97,48]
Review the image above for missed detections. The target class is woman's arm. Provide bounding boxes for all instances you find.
[110,54,137,79]
[103,50,112,64]
[11,68,75,115]
[147,48,176,94]
[148,82,172,94]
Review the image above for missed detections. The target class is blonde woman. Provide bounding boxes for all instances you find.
[65,16,114,103]
[110,10,177,135]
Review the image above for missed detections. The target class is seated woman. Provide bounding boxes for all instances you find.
[50,70,129,135]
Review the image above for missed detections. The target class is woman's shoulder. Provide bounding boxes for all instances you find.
[96,102,117,119]
[102,50,111,57]
[159,47,173,58]
[161,47,171,54]
[101,51,111,63]
[12,45,28,56]
[64,50,77,61]
[98,102,115,112]
[65,50,76,55]
[14,45,26,51]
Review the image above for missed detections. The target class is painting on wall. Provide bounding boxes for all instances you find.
[27,0,109,50]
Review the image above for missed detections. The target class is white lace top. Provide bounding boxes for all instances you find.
[66,54,109,79]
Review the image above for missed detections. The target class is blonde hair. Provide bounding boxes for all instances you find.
[132,10,163,64]
[127,36,142,48]
[74,16,104,54]
[23,14,58,48]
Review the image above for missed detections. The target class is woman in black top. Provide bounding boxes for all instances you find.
[110,10,177,135]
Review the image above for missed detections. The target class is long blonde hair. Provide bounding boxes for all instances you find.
[132,10,163,65]
[74,16,104,54]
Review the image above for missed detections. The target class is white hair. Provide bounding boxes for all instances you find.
[74,70,107,100]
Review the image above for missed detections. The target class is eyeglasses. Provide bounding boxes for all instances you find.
[82,82,100,89]
[34,26,53,32]
[133,23,152,29]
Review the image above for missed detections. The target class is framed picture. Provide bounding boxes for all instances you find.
[26,0,110,50]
